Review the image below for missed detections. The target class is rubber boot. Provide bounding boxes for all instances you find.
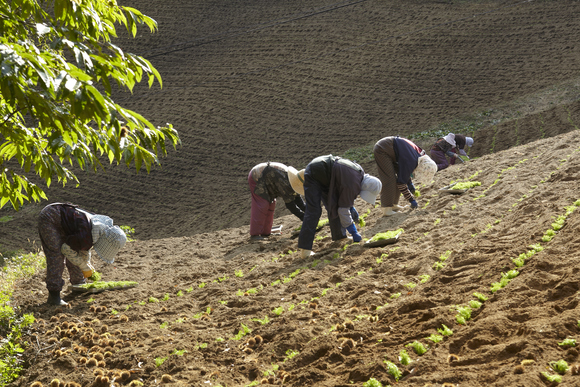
[47,291,68,306]
[381,207,397,217]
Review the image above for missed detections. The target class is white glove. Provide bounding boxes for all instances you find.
[300,249,314,259]
[61,244,94,277]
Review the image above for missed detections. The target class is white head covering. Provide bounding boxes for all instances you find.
[466,137,474,147]
[287,167,305,196]
[413,155,437,185]
[443,133,456,147]
[91,215,127,264]
[359,174,382,205]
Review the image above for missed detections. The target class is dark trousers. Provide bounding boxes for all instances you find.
[298,172,345,251]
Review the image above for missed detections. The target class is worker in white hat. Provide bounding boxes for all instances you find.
[38,203,127,305]
[248,162,305,241]
[430,133,474,170]
[288,155,382,259]
[374,136,437,216]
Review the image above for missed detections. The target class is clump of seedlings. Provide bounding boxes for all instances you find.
[399,349,412,365]
[455,305,472,325]
[559,338,577,347]
[383,360,402,381]
[368,228,404,243]
[77,281,138,290]
[438,325,453,336]
[406,341,428,355]
[362,378,383,387]
[426,334,443,343]
[541,371,562,383]
[550,359,570,375]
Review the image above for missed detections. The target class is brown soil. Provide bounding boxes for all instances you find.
[4,0,580,386]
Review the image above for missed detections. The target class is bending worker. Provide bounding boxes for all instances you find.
[374,136,437,216]
[288,155,382,259]
[38,203,127,305]
[430,133,474,171]
[248,162,305,240]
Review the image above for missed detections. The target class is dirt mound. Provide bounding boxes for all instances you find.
[9,130,580,386]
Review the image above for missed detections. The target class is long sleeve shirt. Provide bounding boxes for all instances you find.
[251,162,305,219]
[393,138,424,202]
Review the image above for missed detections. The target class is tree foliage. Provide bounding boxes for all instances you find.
[0,0,180,210]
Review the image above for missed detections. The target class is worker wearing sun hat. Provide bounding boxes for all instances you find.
[295,155,382,259]
[38,203,127,306]
[374,136,436,216]
[430,133,473,170]
[248,162,306,241]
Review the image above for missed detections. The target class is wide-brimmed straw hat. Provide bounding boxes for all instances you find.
[413,155,437,185]
[359,174,382,205]
[287,167,305,196]
[91,215,127,264]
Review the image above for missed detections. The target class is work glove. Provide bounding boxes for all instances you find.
[410,200,418,209]
[346,223,362,242]
[349,207,359,224]
[300,249,314,259]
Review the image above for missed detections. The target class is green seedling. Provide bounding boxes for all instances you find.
[232,324,251,340]
[288,304,295,311]
[363,378,383,387]
[451,204,457,210]
[473,292,488,302]
[390,293,401,299]
[438,324,453,336]
[426,334,443,343]
[406,341,428,355]
[111,309,118,315]
[550,359,569,375]
[469,300,482,309]
[148,297,159,303]
[272,307,284,316]
[456,305,472,321]
[162,293,170,301]
[271,280,281,286]
[311,259,320,268]
[289,269,301,278]
[285,349,299,361]
[235,270,244,277]
[138,301,146,305]
[439,250,451,261]
[236,289,244,297]
[321,288,330,296]
[215,337,225,342]
[433,261,445,271]
[419,274,430,283]
[172,349,188,356]
[87,298,95,303]
[120,225,136,242]
[176,290,183,297]
[154,357,167,367]
[450,181,481,190]
[368,228,404,242]
[559,338,576,347]
[88,271,102,281]
[399,349,412,365]
[404,282,416,289]
[198,282,206,288]
[384,360,402,381]
[434,218,441,226]
[160,322,169,329]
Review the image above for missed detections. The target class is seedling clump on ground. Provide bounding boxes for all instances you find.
[369,228,404,242]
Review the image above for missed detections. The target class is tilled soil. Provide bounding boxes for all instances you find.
[3,0,580,386]
[9,129,580,387]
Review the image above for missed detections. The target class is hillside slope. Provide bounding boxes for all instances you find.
[9,130,580,387]
[2,0,580,253]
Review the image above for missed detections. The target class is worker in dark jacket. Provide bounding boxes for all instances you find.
[38,203,127,305]
[288,155,382,258]
[430,133,474,170]
[374,136,437,216]
[248,162,305,240]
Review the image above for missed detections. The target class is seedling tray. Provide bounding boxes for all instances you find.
[439,184,469,195]
[69,282,138,294]
[364,232,401,248]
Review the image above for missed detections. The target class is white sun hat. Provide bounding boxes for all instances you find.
[413,155,437,185]
[443,133,456,147]
[91,215,127,264]
[287,166,305,196]
[359,174,382,205]
[466,137,474,147]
